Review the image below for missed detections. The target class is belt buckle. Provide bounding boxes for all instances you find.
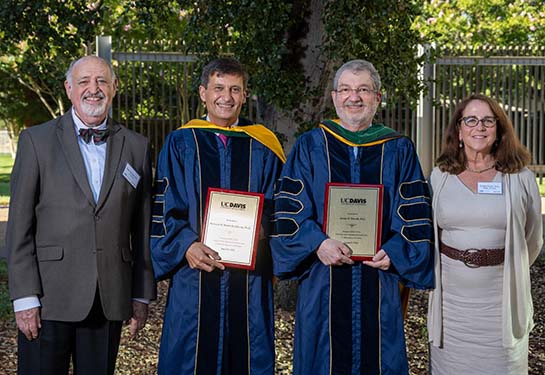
[462,248,480,268]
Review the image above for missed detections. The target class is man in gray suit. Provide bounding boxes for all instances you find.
[6,55,156,375]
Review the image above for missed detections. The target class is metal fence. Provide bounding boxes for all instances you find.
[107,38,260,164]
[101,37,545,174]
[107,39,199,163]
[430,46,545,174]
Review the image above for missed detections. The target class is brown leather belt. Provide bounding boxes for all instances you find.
[440,242,504,268]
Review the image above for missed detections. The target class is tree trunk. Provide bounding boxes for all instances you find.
[264,0,336,310]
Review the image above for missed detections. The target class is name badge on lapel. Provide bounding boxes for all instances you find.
[123,163,141,189]
[477,182,502,195]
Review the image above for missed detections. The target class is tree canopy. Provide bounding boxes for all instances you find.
[159,0,425,138]
[414,0,545,48]
[0,0,427,141]
[3,0,544,138]
[0,0,106,134]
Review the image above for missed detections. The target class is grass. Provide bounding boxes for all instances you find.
[0,154,13,206]
[0,154,13,319]
[0,259,12,320]
[538,178,545,197]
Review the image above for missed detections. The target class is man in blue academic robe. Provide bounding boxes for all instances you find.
[271,59,434,375]
[151,58,285,375]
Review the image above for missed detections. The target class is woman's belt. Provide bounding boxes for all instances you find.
[440,242,504,268]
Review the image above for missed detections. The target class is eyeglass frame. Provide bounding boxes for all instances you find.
[334,86,378,97]
[459,115,497,128]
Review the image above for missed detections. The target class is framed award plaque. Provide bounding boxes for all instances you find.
[201,188,264,270]
[323,183,383,261]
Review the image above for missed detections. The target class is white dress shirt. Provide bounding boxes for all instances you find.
[73,110,108,203]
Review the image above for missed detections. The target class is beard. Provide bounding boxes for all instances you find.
[80,93,107,118]
[334,102,377,130]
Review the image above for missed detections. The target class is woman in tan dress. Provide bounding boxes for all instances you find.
[427,94,543,375]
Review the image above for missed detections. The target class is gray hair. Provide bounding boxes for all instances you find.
[333,59,381,91]
[65,56,116,85]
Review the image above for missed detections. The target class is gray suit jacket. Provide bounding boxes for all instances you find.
[7,110,156,321]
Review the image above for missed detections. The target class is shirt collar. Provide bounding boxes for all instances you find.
[206,115,239,127]
[71,107,108,132]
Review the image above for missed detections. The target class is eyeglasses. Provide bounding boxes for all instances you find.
[460,116,497,128]
[335,86,377,97]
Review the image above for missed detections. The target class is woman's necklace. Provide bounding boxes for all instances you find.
[465,163,496,174]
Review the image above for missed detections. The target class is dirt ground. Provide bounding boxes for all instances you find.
[1,264,545,374]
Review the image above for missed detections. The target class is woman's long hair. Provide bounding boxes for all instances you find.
[436,94,531,174]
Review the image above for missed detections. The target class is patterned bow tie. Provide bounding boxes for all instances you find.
[79,128,110,144]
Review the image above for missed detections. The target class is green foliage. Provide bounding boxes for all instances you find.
[414,0,545,48]
[323,1,425,107]
[166,0,303,110]
[0,0,184,130]
[98,0,189,40]
[0,0,105,119]
[154,0,425,129]
[0,0,427,137]
[0,69,51,136]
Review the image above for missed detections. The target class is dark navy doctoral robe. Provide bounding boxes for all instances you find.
[271,122,434,375]
[151,118,282,375]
